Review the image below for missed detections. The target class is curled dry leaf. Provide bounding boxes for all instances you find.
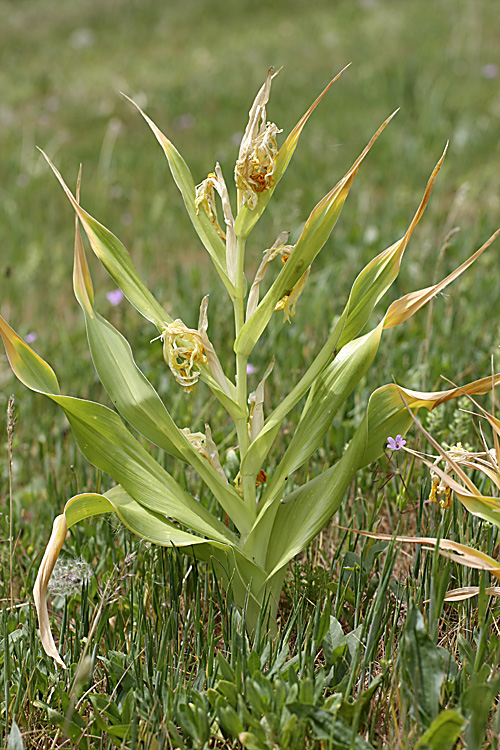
[33,515,68,668]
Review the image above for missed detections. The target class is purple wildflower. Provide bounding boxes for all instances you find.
[106,288,124,306]
[25,332,37,344]
[386,435,406,451]
[482,64,498,79]
[246,363,256,375]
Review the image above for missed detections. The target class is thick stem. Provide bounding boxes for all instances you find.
[232,233,254,512]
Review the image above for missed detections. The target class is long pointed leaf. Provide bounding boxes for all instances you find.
[383,228,500,329]
[256,324,383,515]
[0,316,235,544]
[72,219,254,535]
[336,145,447,348]
[234,65,350,239]
[235,111,397,358]
[40,151,169,330]
[123,95,234,296]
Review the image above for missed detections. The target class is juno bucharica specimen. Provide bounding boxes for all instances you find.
[1,67,499,666]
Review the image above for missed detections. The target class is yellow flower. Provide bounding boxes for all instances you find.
[428,443,471,509]
[274,265,311,323]
[161,320,207,393]
[181,424,227,481]
[195,172,226,240]
[195,165,237,284]
[234,68,282,210]
[429,471,452,509]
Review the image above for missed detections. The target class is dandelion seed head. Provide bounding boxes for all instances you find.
[48,558,92,596]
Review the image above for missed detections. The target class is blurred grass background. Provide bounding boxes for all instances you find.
[1,0,500,746]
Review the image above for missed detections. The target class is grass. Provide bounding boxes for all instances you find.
[1,0,500,746]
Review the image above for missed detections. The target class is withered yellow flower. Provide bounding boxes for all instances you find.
[181,424,227,481]
[275,265,311,323]
[429,443,470,509]
[246,231,293,319]
[195,172,226,240]
[235,68,282,210]
[196,165,237,285]
[161,320,207,393]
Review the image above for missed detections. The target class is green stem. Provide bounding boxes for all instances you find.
[233,233,254,512]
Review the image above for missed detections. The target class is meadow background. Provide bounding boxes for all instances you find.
[1,0,500,747]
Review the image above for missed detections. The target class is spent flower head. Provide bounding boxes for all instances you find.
[195,171,226,240]
[161,320,207,392]
[235,67,282,209]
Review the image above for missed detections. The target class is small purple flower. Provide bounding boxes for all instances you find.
[482,64,498,79]
[246,363,256,375]
[106,288,124,306]
[25,332,37,344]
[386,435,406,451]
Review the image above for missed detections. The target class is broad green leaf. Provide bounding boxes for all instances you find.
[252,375,500,576]
[102,487,221,548]
[40,150,170,330]
[240,315,345,481]
[234,65,350,239]
[72,223,254,535]
[0,316,234,544]
[322,616,347,665]
[403,606,447,722]
[234,111,397,358]
[84,310,252,532]
[462,679,500,750]
[0,315,60,395]
[6,719,24,750]
[415,710,465,750]
[256,324,383,514]
[259,442,359,574]
[34,489,226,668]
[123,95,234,297]
[55,397,234,542]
